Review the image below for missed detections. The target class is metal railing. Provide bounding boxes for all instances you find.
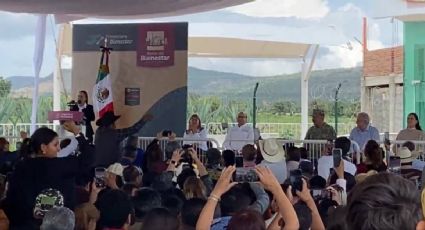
[14,123,60,135]
[0,124,15,137]
[136,137,221,163]
[277,139,328,162]
[206,122,356,138]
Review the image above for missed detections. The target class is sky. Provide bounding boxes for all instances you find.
[0,0,404,78]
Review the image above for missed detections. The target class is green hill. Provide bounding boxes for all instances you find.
[188,67,362,102]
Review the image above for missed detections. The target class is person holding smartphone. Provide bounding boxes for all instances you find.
[317,137,357,180]
[3,121,94,229]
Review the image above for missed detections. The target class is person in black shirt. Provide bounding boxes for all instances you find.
[94,111,152,167]
[3,121,94,229]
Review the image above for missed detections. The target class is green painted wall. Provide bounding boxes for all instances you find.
[404,22,425,127]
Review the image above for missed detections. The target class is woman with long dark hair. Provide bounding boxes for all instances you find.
[356,140,387,174]
[3,121,94,229]
[396,113,424,139]
[395,113,425,153]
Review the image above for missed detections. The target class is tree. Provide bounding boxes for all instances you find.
[271,101,298,115]
[0,77,11,98]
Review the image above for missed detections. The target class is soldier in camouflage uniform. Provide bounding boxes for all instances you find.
[304,109,336,159]
[305,109,336,140]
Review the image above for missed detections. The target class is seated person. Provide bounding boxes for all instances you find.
[130,188,162,230]
[242,144,257,168]
[96,190,132,230]
[222,150,235,167]
[181,198,207,230]
[205,148,222,184]
[318,137,357,180]
[286,146,301,175]
[258,139,287,183]
[346,173,425,230]
[120,146,138,167]
[356,140,387,174]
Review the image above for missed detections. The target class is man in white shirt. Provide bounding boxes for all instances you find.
[318,137,357,180]
[223,112,254,153]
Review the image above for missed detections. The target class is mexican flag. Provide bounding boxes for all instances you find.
[93,48,114,117]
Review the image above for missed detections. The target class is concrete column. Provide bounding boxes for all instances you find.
[361,77,367,112]
[389,75,396,133]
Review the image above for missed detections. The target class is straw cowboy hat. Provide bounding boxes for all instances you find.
[398,147,419,164]
[258,139,286,163]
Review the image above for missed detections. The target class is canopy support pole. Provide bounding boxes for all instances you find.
[30,14,47,134]
[301,44,319,139]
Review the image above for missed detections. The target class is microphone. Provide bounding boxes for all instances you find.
[67,100,77,106]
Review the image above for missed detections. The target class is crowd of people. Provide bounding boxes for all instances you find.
[0,102,424,230]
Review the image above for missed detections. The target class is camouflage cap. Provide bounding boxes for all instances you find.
[33,188,64,218]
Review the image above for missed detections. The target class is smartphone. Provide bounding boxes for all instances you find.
[384,132,390,142]
[320,189,332,199]
[182,144,193,150]
[232,168,259,183]
[235,156,244,168]
[332,148,342,168]
[389,156,401,173]
[94,167,106,188]
[290,169,303,195]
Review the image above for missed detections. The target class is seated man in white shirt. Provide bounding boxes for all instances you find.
[223,112,254,153]
[318,137,357,180]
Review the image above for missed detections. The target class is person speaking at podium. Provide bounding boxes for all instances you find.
[69,90,95,144]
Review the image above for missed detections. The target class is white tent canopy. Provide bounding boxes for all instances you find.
[0,0,251,19]
[372,0,425,21]
[0,0,319,138]
[188,37,311,58]
[0,0,252,134]
[187,36,318,138]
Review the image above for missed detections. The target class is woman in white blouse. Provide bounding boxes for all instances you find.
[183,114,208,151]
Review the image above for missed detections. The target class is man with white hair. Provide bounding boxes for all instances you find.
[349,112,380,150]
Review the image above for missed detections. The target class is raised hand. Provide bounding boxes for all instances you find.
[211,166,237,197]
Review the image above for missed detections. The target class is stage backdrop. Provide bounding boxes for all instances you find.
[72,23,188,136]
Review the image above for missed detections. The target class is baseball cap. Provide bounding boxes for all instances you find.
[33,188,64,218]
[107,163,124,177]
